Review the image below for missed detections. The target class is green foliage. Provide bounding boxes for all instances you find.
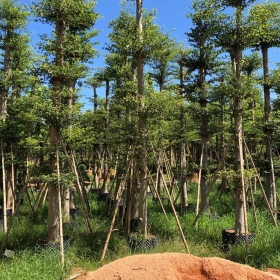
[0,251,65,280]
[246,1,280,49]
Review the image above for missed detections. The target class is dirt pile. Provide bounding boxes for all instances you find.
[80,253,280,280]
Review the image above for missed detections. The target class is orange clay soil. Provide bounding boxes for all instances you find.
[79,252,280,280]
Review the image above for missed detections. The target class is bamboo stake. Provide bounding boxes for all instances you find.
[27,184,46,219]
[195,144,204,228]
[186,145,195,163]
[1,183,28,251]
[124,164,133,237]
[100,146,135,261]
[238,135,249,254]
[42,186,48,205]
[71,151,92,233]
[56,144,65,267]
[193,140,232,226]
[244,148,257,224]
[151,145,190,253]
[25,187,33,208]
[35,184,47,210]
[72,152,90,212]
[162,151,175,200]
[173,187,181,206]
[26,158,36,203]
[1,140,7,233]
[11,145,15,213]
[269,139,277,219]
[59,136,92,233]
[158,165,190,254]
[147,169,168,218]
[244,140,278,227]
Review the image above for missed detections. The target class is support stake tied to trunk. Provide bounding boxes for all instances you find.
[56,143,65,267]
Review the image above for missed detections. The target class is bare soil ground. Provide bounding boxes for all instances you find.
[77,252,280,280]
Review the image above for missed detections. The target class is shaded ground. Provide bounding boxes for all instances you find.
[78,253,280,280]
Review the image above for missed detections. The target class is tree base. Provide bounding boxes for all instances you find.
[98,192,111,202]
[36,235,70,254]
[128,233,158,251]
[221,228,255,252]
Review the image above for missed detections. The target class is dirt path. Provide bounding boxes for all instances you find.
[78,252,280,280]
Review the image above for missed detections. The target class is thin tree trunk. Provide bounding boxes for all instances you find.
[233,3,246,236]
[262,44,276,213]
[101,79,110,194]
[196,145,204,228]
[136,0,147,236]
[56,145,65,267]
[198,35,209,213]
[179,57,188,214]
[1,141,7,233]
[48,18,65,243]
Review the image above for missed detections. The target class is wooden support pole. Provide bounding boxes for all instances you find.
[158,166,190,254]
[244,149,257,224]
[151,145,190,253]
[1,140,7,233]
[11,145,15,214]
[71,151,93,233]
[195,144,204,228]
[56,144,65,267]
[59,137,93,233]
[147,170,168,218]
[1,183,28,251]
[100,146,135,262]
[244,140,278,227]
[27,183,47,220]
[72,152,91,212]
[193,140,232,226]
[238,136,249,254]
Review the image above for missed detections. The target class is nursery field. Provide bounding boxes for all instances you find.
[1,181,280,280]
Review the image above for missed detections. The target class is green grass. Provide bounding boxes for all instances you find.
[1,186,280,279]
[0,251,65,280]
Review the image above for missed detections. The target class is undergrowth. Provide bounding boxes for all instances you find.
[0,185,280,279]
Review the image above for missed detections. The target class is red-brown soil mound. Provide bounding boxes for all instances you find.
[80,253,280,280]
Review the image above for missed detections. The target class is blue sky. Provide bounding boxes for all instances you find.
[93,0,192,67]
[22,0,193,109]
[21,0,279,109]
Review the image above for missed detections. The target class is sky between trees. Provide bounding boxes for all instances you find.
[19,0,280,108]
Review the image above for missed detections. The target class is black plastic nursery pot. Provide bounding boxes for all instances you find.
[70,207,80,220]
[128,233,158,251]
[36,235,70,254]
[98,192,111,202]
[0,208,12,219]
[221,228,255,252]
[0,208,13,219]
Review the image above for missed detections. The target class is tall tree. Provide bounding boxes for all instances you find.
[246,1,280,214]
[135,0,148,236]
[186,0,223,212]
[217,0,256,235]
[33,0,98,242]
[0,0,30,231]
